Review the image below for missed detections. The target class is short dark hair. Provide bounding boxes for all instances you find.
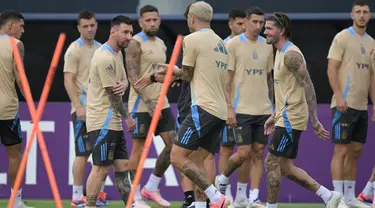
[266,12,292,39]
[352,0,369,8]
[184,3,193,19]
[111,15,132,27]
[0,10,24,28]
[140,5,159,16]
[246,7,264,18]
[77,10,96,25]
[228,8,246,21]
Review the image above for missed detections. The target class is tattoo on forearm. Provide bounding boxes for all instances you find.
[144,99,156,115]
[114,171,131,205]
[267,72,275,105]
[223,158,241,177]
[265,154,281,204]
[86,195,98,206]
[175,65,194,81]
[179,171,186,181]
[225,71,234,107]
[17,41,25,62]
[182,160,210,190]
[284,50,318,124]
[106,89,129,118]
[153,147,171,177]
[129,170,136,181]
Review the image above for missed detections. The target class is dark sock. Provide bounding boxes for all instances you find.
[206,198,210,207]
[184,191,195,205]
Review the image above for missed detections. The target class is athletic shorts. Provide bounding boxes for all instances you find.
[72,112,91,156]
[131,108,175,139]
[268,126,302,159]
[0,114,22,146]
[222,114,270,146]
[331,107,368,144]
[221,125,236,147]
[175,105,225,154]
[89,130,129,166]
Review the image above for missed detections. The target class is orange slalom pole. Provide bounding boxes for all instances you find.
[125,35,183,208]
[7,34,66,208]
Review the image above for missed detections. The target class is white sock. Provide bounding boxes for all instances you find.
[266,202,277,208]
[72,186,83,200]
[249,189,260,203]
[332,180,344,195]
[204,185,222,203]
[344,180,355,203]
[236,183,247,201]
[11,188,22,205]
[145,174,162,192]
[315,185,332,204]
[134,185,142,201]
[373,182,375,205]
[194,202,207,208]
[100,181,105,192]
[218,174,229,184]
[225,185,232,198]
[362,181,373,197]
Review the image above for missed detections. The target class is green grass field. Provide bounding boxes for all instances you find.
[0,200,325,208]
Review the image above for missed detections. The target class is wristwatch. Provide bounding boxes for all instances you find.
[150,73,157,83]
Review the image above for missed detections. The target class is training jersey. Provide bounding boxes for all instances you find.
[328,27,375,111]
[0,35,20,120]
[86,44,127,132]
[227,33,274,115]
[274,42,308,131]
[63,38,101,114]
[128,32,170,114]
[224,36,231,43]
[182,28,228,120]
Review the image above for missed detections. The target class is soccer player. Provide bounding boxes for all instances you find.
[216,7,273,208]
[125,5,175,208]
[218,8,246,203]
[263,12,342,208]
[0,10,34,208]
[328,0,375,207]
[84,15,136,208]
[156,1,230,208]
[357,166,375,205]
[63,11,109,207]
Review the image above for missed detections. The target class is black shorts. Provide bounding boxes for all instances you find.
[175,106,225,154]
[89,130,129,166]
[268,126,302,159]
[0,114,22,146]
[131,108,175,139]
[72,113,91,156]
[221,125,236,147]
[223,114,270,146]
[331,107,368,144]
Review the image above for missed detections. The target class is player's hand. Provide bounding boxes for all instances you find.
[113,81,126,96]
[312,120,330,140]
[125,116,136,132]
[156,63,178,75]
[335,95,348,114]
[76,105,86,121]
[134,74,153,90]
[227,108,237,128]
[264,115,275,135]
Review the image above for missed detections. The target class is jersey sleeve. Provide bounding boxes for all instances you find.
[370,48,375,75]
[63,43,79,74]
[97,56,117,88]
[267,47,274,73]
[182,35,198,67]
[327,32,346,62]
[227,39,236,71]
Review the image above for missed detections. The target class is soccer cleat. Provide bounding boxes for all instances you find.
[215,176,227,195]
[248,199,266,208]
[133,200,151,208]
[346,198,371,208]
[19,202,35,208]
[71,197,86,207]
[325,191,342,208]
[141,187,171,208]
[181,200,195,208]
[232,199,248,208]
[338,198,349,208]
[187,202,196,208]
[96,192,108,206]
[358,192,374,205]
[210,194,230,208]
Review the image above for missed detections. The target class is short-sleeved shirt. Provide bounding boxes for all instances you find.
[64,38,101,114]
[274,42,308,131]
[128,32,170,113]
[327,27,375,111]
[86,44,127,132]
[227,33,274,115]
[0,35,20,120]
[223,36,231,43]
[182,28,228,120]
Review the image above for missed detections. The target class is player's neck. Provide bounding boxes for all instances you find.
[194,24,210,32]
[0,29,10,36]
[275,39,290,52]
[244,31,258,41]
[142,31,156,41]
[105,40,120,53]
[352,24,367,36]
[80,36,94,45]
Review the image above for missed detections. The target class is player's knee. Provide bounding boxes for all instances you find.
[252,147,265,162]
[264,154,280,172]
[220,146,234,157]
[114,171,131,202]
[333,144,349,159]
[348,143,363,159]
[237,146,251,162]
[91,165,111,180]
[170,147,181,166]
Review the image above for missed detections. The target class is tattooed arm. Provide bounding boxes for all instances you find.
[14,41,26,98]
[126,39,157,114]
[171,65,194,81]
[284,50,319,125]
[106,88,130,118]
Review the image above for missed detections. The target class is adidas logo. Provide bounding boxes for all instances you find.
[213,42,228,55]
